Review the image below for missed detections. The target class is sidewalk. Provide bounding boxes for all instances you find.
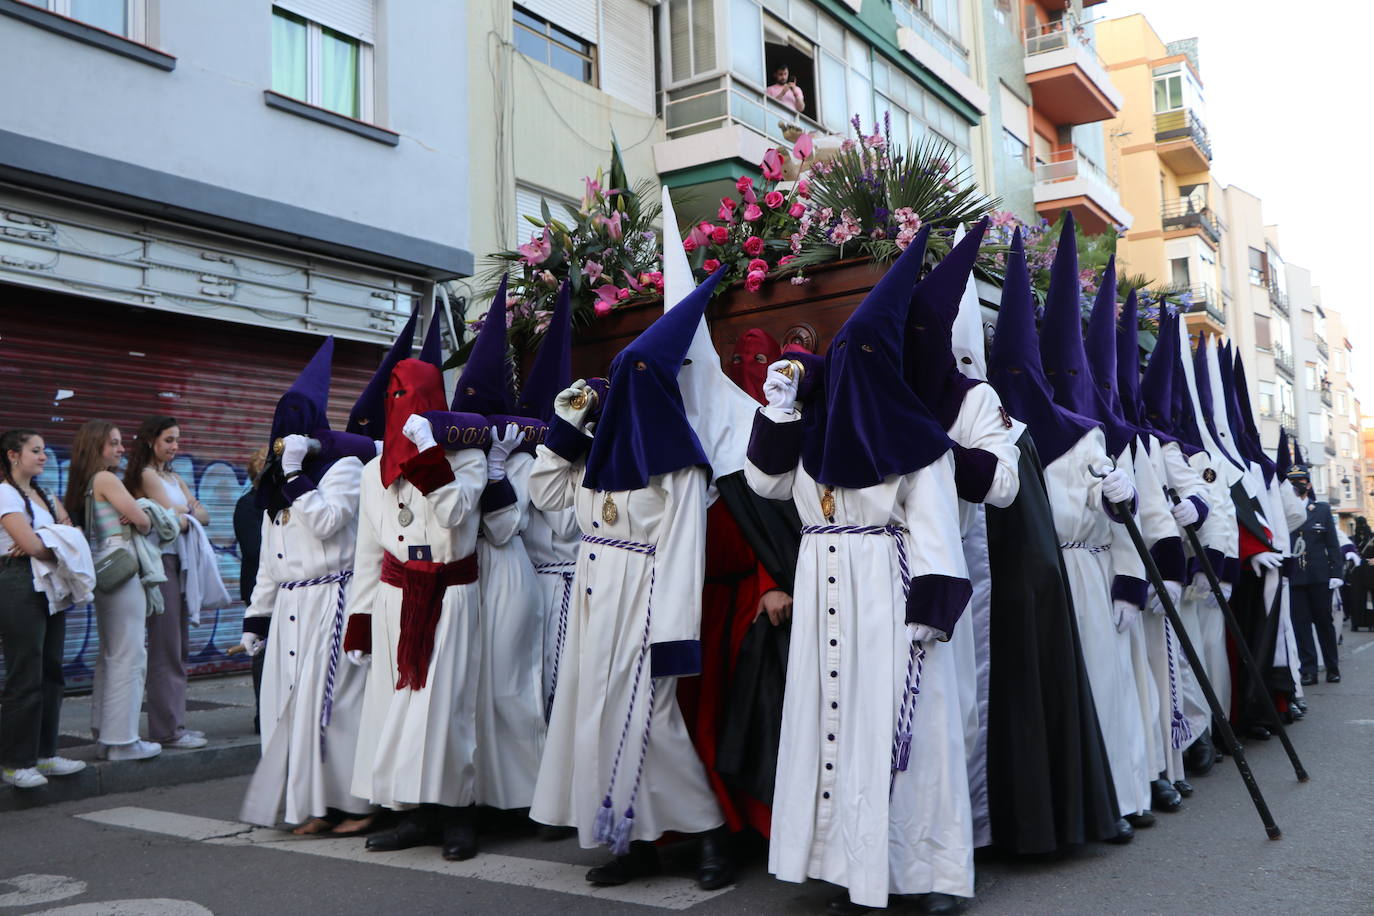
[0,673,260,812]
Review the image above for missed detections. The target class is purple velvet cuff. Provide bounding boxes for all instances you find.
[281,473,317,503]
[1102,493,1138,522]
[650,639,701,678]
[545,417,591,462]
[951,444,997,504]
[1282,557,1297,578]
[242,616,270,638]
[1112,575,1148,609]
[905,574,973,635]
[480,477,517,513]
[747,409,803,475]
[1221,556,1239,586]
[1188,494,1210,527]
[1343,543,1358,558]
[1150,536,1186,584]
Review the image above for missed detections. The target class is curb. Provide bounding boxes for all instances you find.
[0,741,258,812]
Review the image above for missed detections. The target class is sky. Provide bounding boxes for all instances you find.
[1099,0,1374,405]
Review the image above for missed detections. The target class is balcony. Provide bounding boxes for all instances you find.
[1161,198,1220,246]
[1274,342,1295,378]
[1154,109,1212,173]
[1317,335,1330,359]
[1033,146,1133,234]
[1326,435,1337,457]
[1280,411,1297,436]
[1181,283,1224,334]
[1270,285,1290,317]
[1322,388,1334,408]
[1023,15,1123,126]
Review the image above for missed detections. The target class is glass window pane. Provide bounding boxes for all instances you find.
[549,42,589,82]
[847,69,873,132]
[845,34,870,77]
[791,0,817,39]
[888,105,908,152]
[320,28,361,117]
[271,11,308,101]
[514,8,544,30]
[819,52,846,131]
[551,24,589,54]
[692,0,717,74]
[818,14,843,52]
[71,0,127,35]
[731,0,764,86]
[515,27,548,62]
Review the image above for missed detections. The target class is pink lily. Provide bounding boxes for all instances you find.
[517,228,552,266]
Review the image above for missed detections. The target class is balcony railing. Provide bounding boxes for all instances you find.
[1316,335,1330,359]
[1279,411,1297,435]
[1269,285,1290,317]
[1274,342,1295,378]
[1161,198,1220,244]
[663,75,825,148]
[1322,388,1334,407]
[1035,145,1117,189]
[1023,13,1104,66]
[1326,435,1337,456]
[1181,284,1224,326]
[1154,109,1213,161]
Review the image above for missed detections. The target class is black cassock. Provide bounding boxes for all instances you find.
[984,432,1120,854]
[1229,482,1294,726]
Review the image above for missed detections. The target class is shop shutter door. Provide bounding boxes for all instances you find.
[0,287,384,690]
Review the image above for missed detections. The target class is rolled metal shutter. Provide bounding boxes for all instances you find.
[0,286,382,690]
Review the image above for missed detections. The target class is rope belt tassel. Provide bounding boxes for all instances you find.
[278,569,354,758]
[534,560,577,722]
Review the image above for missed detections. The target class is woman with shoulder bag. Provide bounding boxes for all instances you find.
[0,429,87,788]
[65,421,161,761]
[126,416,211,750]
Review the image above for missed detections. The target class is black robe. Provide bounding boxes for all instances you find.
[1229,483,1293,725]
[984,432,1120,854]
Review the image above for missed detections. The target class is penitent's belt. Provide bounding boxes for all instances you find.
[380,551,478,690]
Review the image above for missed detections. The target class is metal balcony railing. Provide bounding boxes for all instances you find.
[1274,343,1295,378]
[1326,435,1337,456]
[1316,335,1330,359]
[663,75,824,147]
[1154,109,1213,161]
[1035,145,1118,188]
[1269,285,1290,317]
[1279,411,1297,435]
[1181,284,1224,326]
[1161,198,1220,244]
[1023,13,1104,63]
[1322,388,1334,407]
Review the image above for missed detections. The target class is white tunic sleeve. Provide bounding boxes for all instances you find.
[899,452,971,636]
[425,449,488,529]
[289,458,363,541]
[950,385,1021,509]
[346,460,384,625]
[744,406,802,501]
[648,466,707,662]
[1130,443,1175,550]
[481,452,532,547]
[529,444,583,513]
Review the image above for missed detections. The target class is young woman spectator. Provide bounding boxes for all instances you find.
[65,421,161,761]
[0,429,87,788]
[126,416,210,750]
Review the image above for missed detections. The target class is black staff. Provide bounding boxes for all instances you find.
[1092,469,1282,840]
[1166,488,1309,783]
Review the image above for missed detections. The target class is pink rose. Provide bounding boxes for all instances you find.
[788,201,806,219]
[718,204,735,223]
[711,226,730,245]
[764,190,785,209]
[779,255,796,266]
[617,288,631,301]
[736,176,753,194]
[798,179,811,198]
[720,197,738,211]
[698,221,716,234]
[703,258,721,273]
[743,204,763,222]
[744,270,766,293]
[761,149,784,181]
[748,258,768,273]
[743,236,764,256]
[683,237,699,253]
[594,300,613,317]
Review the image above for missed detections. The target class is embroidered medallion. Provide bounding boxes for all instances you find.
[820,485,836,521]
[601,492,619,525]
[280,509,291,526]
[1202,468,1217,483]
[998,405,1013,430]
[397,504,414,527]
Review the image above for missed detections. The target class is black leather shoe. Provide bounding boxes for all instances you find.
[1244,724,1272,741]
[1327,669,1341,683]
[1293,697,1308,712]
[1183,730,1215,777]
[1173,779,1194,798]
[1300,673,1318,687]
[586,841,660,886]
[826,893,877,913]
[696,827,736,890]
[1291,704,1306,720]
[1105,817,1134,844]
[920,892,963,914]
[538,824,577,842]
[365,812,439,852]
[1125,811,1156,829]
[442,807,478,861]
[1151,778,1183,812]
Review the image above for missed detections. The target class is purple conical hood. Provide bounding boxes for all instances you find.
[517,280,573,422]
[347,307,418,436]
[1115,289,1145,429]
[988,228,1098,467]
[453,275,515,415]
[1229,347,1276,485]
[1085,257,1131,429]
[419,301,445,368]
[905,218,988,429]
[1276,427,1292,480]
[802,225,954,488]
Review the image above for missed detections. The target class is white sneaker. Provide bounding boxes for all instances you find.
[185,730,205,739]
[105,740,162,761]
[163,733,208,749]
[2,767,49,789]
[36,756,87,777]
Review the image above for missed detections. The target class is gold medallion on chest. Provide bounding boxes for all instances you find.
[820,486,836,521]
[601,492,619,525]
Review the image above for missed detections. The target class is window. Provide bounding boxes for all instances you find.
[1248,247,1266,287]
[1342,432,1354,458]
[272,5,374,120]
[514,182,578,246]
[1003,129,1028,166]
[1258,380,1276,418]
[1338,392,1348,414]
[1306,364,1318,391]
[1309,412,1325,444]
[669,0,717,83]
[514,6,597,84]
[892,0,969,75]
[38,0,142,39]
[1254,314,1272,350]
[993,0,1013,28]
[1153,73,1183,113]
[1170,257,1190,289]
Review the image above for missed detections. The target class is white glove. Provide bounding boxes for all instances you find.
[763,360,799,412]
[1170,497,1199,528]
[1100,467,1135,505]
[373,439,384,456]
[1161,580,1183,610]
[280,434,310,474]
[346,649,370,667]
[906,622,945,643]
[1250,552,1283,576]
[239,632,264,656]
[554,379,594,429]
[1114,599,1140,633]
[1329,577,1344,590]
[402,414,437,452]
[486,422,521,481]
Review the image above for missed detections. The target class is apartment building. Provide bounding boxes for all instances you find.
[1323,307,1363,522]
[1284,265,1334,499]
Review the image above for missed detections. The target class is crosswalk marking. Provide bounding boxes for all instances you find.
[77,807,731,911]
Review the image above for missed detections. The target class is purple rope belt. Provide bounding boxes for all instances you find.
[279,569,353,759]
[534,560,577,722]
[1164,618,1194,750]
[578,533,660,855]
[800,524,923,790]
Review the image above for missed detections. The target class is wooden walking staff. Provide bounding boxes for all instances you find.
[1090,467,1283,840]
[1166,487,1310,783]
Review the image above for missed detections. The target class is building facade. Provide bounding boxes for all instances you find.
[1323,306,1363,524]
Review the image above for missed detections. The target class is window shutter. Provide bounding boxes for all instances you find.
[998,83,1029,145]
[521,0,599,44]
[274,0,375,42]
[514,183,579,247]
[599,0,656,112]
[691,0,717,74]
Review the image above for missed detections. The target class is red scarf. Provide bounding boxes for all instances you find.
[381,358,448,488]
[727,328,782,406]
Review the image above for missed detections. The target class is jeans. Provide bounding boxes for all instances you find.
[0,557,66,768]
[1290,582,1339,679]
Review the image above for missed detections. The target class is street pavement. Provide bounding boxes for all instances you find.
[2,629,1373,915]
